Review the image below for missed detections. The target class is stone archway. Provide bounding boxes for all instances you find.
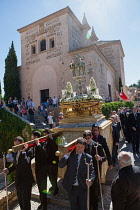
[31,64,57,107]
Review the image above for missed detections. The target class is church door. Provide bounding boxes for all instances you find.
[40,89,49,104]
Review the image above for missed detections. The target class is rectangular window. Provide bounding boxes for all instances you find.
[32,45,36,54]
[50,38,55,48]
[40,39,46,51]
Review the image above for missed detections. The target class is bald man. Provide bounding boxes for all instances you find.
[111,151,140,210]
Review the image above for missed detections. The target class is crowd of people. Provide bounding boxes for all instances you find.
[109,106,140,157]
[41,96,61,108]
[1,96,63,128]
[1,100,140,210]
[3,112,140,210]
[101,94,112,103]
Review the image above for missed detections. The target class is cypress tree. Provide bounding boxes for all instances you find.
[0,81,1,98]
[119,77,123,93]
[4,41,21,103]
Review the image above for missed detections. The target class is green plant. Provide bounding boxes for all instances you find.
[102,101,134,119]
[0,82,1,98]
[0,108,32,157]
[4,41,21,103]
[7,164,15,183]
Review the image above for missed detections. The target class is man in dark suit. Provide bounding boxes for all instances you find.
[3,136,34,210]
[120,108,126,137]
[124,112,132,143]
[83,130,106,210]
[92,124,113,169]
[33,131,48,210]
[109,115,121,166]
[59,137,95,210]
[129,107,140,154]
[43,128,59,196]
[111,151,140,210]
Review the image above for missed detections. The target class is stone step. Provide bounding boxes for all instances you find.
[32,193,70,208]
[31,181,70,208]
[10,199,70,210]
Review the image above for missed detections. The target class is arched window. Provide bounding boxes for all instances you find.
[40,39,46,51]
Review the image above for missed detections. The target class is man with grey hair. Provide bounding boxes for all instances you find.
[111,151,140,210]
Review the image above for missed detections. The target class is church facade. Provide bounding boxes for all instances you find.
[18,6,126,107]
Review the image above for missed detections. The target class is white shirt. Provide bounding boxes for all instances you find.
[47,115,53,124]
[13,99,18,104]
[53,98,57,104]
[31,101,35,107]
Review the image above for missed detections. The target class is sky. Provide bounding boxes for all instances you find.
[0,0,140,96]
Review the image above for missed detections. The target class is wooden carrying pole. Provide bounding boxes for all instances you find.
[12,132,62,152]
[94,143,104,210]
[84,158,92,210]
[57,139,77,155]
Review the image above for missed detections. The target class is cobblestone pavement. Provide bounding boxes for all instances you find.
[8,139,140,210]
[10,200,70,210]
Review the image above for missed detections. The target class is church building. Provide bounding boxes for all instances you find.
[17,6,126,107]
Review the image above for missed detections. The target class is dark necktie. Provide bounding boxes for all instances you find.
[16,151,21,164]
[73,154,79,184]
[93,136,97,142]
[87,144,91,155]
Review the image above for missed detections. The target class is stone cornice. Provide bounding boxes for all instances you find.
[17,6,82,33]
[69,44,116,74]
[97,40,125,57]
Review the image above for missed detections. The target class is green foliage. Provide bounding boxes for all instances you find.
[0,82,1,97]
[129,80,140,88]
[4,41,21,103]
[102,101,134,119]
[7,164,15,183]
[137,80,140,87]
[0,108,32,157]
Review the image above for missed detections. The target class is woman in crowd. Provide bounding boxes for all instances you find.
[8,97,13,111]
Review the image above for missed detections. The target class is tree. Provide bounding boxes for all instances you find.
[137,80,140,88]
[0,81,1,98]
[129,80,140,88]
[4,41,21,103]
[119,77,123,93]
[129,83,137,87]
